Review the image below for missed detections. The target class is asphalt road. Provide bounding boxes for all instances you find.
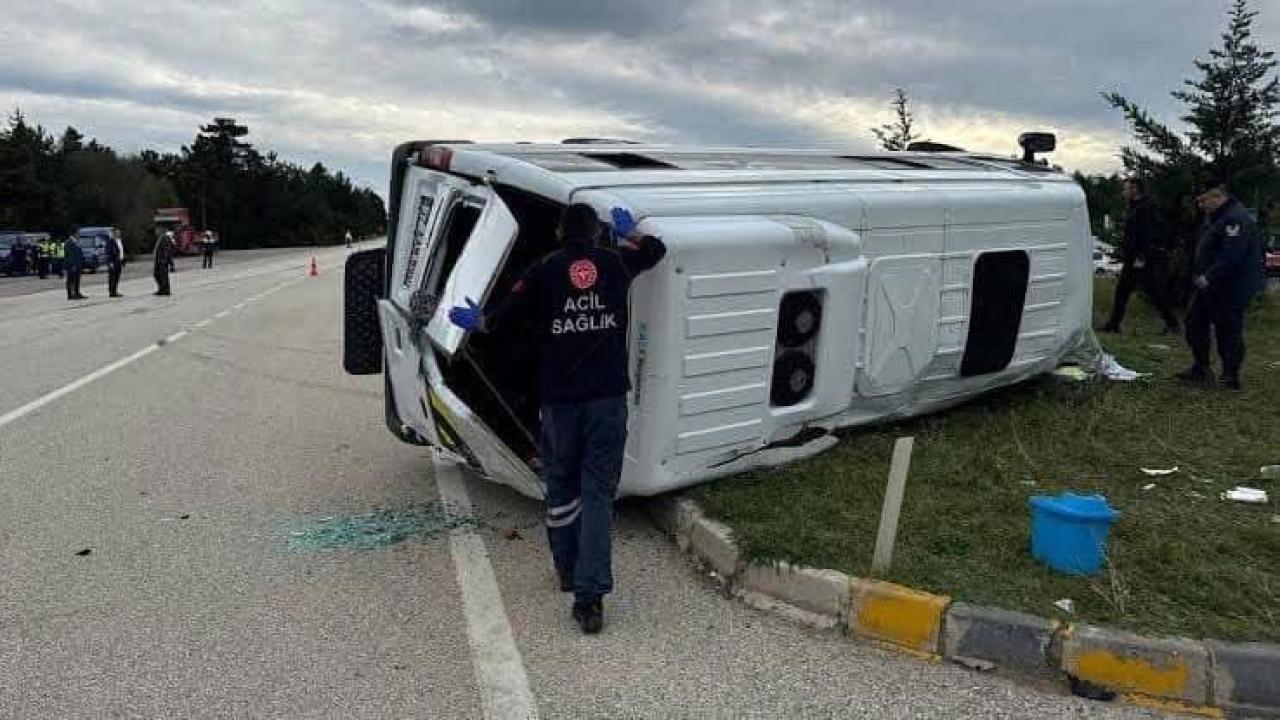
[0,246,1171,719]
[0,247,327,299]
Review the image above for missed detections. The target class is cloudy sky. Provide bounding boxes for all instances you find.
[4,0,1279,198]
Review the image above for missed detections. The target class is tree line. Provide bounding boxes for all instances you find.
[871,0,1278,286]
[0,114,386,254]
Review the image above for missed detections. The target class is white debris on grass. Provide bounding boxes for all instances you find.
[1260,465,1280,480]
[1221,487,1270,504]
[1141,466,1179,476]
[1141,483,1157,491]
[1053,598,1075,614]
[1098,354,1148,381]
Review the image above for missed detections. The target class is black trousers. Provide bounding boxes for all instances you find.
[154,267,171,295]
[65,268,81,298]
[1185,291,1246,377]
[108,262,122,295]
[202,248,214,268]
[1106,260,1179,329]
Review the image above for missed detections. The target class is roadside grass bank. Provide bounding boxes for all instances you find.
[694,278,1280,643]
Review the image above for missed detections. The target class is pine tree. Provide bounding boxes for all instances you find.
[872,88,926,152]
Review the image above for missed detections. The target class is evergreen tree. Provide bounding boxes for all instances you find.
[872,88,927,151]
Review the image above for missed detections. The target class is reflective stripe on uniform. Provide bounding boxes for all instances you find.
[545,507,581,528]
[546,498,580,519]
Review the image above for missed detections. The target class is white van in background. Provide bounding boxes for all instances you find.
[344,136,1093,499]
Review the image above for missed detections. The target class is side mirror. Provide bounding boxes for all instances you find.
[1018,132,1056,163]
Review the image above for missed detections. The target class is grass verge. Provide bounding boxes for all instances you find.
[695,278,1280,642]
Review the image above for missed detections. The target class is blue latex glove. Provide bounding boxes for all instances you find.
[448,297,484,332]
[611,206,637,238]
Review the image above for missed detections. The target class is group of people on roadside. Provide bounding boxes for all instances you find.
[1099,178,1268,390]
[4,237,66,278]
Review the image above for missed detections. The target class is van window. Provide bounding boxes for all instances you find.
[421,195,484,296]
[960,251,1030,377]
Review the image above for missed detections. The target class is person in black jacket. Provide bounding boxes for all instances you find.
[64,236,86,300]
[105,233,125,297]
[1177,181,1266,389]
[1100,178,1180,334]
[153,231,176,296]
[448,203,666,635]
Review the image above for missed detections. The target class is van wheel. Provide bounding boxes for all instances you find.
[344,248,386,375]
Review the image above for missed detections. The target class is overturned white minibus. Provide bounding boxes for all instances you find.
[343,138,1093,499]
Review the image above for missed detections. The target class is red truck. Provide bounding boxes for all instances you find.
[153,207,217,255]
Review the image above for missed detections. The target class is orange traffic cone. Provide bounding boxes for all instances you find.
[308,256,319,277]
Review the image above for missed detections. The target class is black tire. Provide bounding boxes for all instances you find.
[344,248,386,375]
[778,292,823,348]
[771,350,816,406]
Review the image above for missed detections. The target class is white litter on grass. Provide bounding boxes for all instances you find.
[1141,466,1179,476]
[1189,491,1206,499]
[1147,343,1172,351]
[1053,598,1075,614]
[1221,487,1270,504]
[1098,354,1148,381]
[1051,366,1091,382]
[1260,465,1280,480]
[1141,483,1157,491]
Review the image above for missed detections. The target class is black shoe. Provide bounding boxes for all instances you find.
[75,294,87,299]
[1219,375,1242,391]
[557,568,574,593]
[572,598,603,635]
[110,293,122,298]
[1175,366,1212,385]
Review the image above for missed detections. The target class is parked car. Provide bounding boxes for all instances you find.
[0,232,18,270]
[1093,238,1123,275]
[1265,237,1279,278]
[75,227,122,273]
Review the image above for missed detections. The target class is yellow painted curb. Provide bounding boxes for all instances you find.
[1071,648,1193,698]
[848,579,949,655]
[1125,695,1225,719]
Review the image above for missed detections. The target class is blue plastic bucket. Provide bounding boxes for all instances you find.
[1028,493,1121,575]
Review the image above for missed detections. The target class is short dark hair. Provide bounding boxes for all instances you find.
[558,203,601,242]
[1124,177,1145,193]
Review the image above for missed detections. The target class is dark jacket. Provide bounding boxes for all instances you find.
[1194,197,1266,303]
[153,236,175,271]
[105,237,123,266]
[64,239,84,270]
[1121,196,1159,262]
[485,234,667,404]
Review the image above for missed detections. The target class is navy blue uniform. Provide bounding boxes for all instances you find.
[1186,197,1265,379]
[64,239,84,299]
[484,233,666,607]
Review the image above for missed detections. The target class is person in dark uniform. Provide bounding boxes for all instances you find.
[448,203,666,634]
[36,239,49,279]
[1100,178,1180,334]
[105,231,125,297]
[200,231,216,269]
[153,231,176,296]
[64,235,86,300]
[1177,180,1266,389]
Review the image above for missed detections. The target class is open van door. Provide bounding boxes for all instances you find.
[404,176,542,497]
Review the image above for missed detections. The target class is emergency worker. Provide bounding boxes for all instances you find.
[200,231,216,269]
[1100,178,1179,334]
[448,204,666,634]
[106,231,125,297]
[153,231,176,296]
[1177,180,1266,389]
[51,238,65,277]
[64,235,86,300]
[36,239,50,278]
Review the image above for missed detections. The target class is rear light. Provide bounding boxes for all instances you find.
[419,146,454,171]
[771,350,816,406]
[771,290,823,407]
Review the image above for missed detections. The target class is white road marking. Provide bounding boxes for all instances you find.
[193,319,212,329]
[0,276,299,429]
[0,345,159,429]
[433,453,539,720]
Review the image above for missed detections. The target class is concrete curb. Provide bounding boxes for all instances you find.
[654,495,1279,717]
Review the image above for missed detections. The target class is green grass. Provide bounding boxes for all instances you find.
[695,279,1280,642]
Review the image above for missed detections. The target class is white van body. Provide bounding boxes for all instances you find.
[365,142,1092,499]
